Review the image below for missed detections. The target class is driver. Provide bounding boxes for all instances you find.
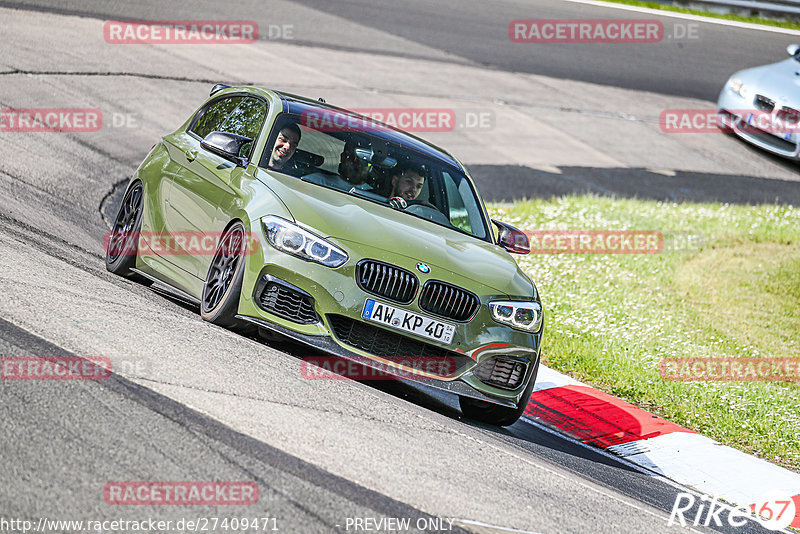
[267,122,301,170]
[390,165,425,202]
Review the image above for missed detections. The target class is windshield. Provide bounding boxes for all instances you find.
[259,112,489,241]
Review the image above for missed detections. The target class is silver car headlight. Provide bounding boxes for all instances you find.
[262,216,347,268]
[488,300,543,333]
[727,77,750,99]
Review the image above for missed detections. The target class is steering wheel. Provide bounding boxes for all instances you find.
[405,201,451,225]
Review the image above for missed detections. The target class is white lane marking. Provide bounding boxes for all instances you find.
[529,366,800,520]
[607,432,800,507]
[517,416,763,532]
[530,366,800,510]
[558,0,800,36]
[534,364,588,391]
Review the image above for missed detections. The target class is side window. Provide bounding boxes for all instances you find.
[219,97,268,157]
[189,96,243,140]
[293,126,342,174]
[443,171,469,233]
[259,113,336,173]
[442,170,486,238]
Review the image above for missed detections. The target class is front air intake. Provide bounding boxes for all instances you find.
[473,357,527,390]
[258,281,319,325]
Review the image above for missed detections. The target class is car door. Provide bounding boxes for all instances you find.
[159,95,241,277]
[164,95,267,279]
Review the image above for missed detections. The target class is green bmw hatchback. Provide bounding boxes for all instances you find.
[106,85,544,426]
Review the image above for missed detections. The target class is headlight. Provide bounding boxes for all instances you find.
[262,216,348,268]
[727,78,750,99]
[488,300,543,333]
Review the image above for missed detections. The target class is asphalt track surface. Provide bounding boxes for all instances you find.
[0,1,793,533]
[4,0,799,100]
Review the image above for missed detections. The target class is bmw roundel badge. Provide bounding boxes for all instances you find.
[416,262,430,274]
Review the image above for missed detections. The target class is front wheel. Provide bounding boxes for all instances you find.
[201,221,248,328]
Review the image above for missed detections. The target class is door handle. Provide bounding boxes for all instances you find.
[184,149,197,162]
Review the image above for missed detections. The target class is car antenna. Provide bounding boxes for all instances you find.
[210,83,231,96]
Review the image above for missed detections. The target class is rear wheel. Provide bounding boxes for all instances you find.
[201,221,248,328]
[105,180,151,285]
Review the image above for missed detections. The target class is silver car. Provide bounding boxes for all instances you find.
[717,44,800,159]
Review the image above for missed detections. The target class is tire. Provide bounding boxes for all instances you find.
[201,221,248,328]
[105,180,151,285]
[459,361,539,427]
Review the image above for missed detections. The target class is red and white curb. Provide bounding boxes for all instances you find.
[523,365,800,529]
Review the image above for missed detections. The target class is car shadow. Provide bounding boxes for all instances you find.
[274,346,775,532]
[260,334,645,472]
[256,336,464,417]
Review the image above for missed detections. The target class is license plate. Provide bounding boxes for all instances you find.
[361,299,455,344]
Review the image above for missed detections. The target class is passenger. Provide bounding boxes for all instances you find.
[390,165,425,202]
[338,139,374,191]
[267,123,301,170]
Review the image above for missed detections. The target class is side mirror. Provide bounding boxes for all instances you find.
[492,219,529,254]
[787,44,800,57]
[201,131,253,167]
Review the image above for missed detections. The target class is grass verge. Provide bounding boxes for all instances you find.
[488,195,800,472]
[597,0,800,31]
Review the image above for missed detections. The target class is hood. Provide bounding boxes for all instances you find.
[736,58,800,104]
[255,169,535,297]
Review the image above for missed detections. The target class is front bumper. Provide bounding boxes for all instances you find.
[718,87,800,159]
[236,312,540,408]
[236,224,543,408]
